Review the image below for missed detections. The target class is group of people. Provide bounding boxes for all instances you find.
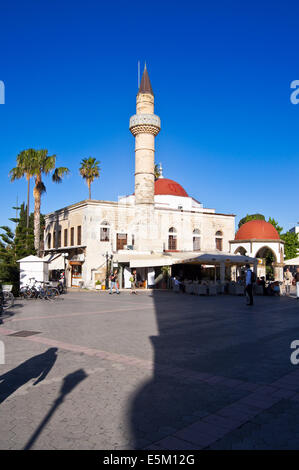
[283,267,299,297]
[109,269,138,295]
[109,266,299,299]
[245,265,299,305]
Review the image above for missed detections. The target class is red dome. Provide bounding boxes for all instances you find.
[155,178,188,197]
[235,220,280,240]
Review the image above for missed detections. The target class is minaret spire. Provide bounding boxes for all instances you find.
[138,63,154,96]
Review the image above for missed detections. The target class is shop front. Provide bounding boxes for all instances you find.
[70,261,83,287]
[122,265,156,289]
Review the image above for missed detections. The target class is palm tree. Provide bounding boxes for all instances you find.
[79,157,100,200]
[9,149,35,229]
[30,149,69,256]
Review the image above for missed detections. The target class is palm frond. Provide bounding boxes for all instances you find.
[35,181,47,194]
[52,167,70,183]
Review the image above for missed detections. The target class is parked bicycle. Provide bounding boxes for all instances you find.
[20,278,59,300]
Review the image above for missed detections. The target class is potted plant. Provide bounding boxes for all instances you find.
[95,280,101,290]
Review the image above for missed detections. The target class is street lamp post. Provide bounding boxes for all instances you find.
[105,252,109,289]
[105,253,113,289]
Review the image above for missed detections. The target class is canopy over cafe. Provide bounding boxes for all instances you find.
[113,251,257,289]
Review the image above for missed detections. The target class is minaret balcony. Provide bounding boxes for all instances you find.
[129,114,161,136]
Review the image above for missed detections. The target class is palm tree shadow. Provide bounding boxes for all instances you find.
[24,368,87,450]
[0,347,58,404]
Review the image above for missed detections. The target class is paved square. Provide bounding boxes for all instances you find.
[0,290,299,449]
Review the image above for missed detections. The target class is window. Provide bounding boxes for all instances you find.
[58,230,61,247]
[47,233,51,250]
[53,231,56,249]
[70,227,74,246]
[215,231,223,251]
[100,221,110,242]
[64,229,68,247]
[193,229,201,251]
[168,227,177,250]
[77,226,81,246]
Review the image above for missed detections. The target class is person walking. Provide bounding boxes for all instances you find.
[245,264,254,306]
[295,267,299,300]
[109,270,120,294]
[130,270,138,295]
[284,268,293,296]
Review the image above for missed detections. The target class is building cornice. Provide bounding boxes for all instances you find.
[230,239,285,244]
[45,199,134,218]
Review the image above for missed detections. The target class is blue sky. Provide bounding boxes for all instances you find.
[0,0,298,232]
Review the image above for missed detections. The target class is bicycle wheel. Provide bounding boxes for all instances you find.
[45,288,56,300]
[52,288,60,297]
[38,289,47,300]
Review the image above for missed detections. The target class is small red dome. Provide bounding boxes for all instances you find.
[235,220,280,240]
[155,178,188,197]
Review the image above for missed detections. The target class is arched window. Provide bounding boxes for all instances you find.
[47,233,51,250]
[168,227,177,250]
[193,229,201,251]
[215,230,223,251]
[100,221,110,242]
[234,246,247,256]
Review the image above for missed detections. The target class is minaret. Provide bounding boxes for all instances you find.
[129,64,161,206]
[129,64,161,251]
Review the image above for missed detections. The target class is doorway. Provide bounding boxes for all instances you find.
[117,233,127,251]
[70,262,82,287]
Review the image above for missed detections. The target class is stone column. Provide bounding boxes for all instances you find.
[219,263,226,294]
[273,263,284,282]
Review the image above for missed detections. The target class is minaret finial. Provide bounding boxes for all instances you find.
[138,62,153,95]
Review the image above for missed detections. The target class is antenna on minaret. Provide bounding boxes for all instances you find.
[159,162,164,179]
[138,61,140,88]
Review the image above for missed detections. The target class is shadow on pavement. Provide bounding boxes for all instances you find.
[0,347,58,404]
[24,368,87,450]
[128,291,298,449]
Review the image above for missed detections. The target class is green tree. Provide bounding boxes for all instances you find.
[13,203,35,258]
[267,217,283,235]
[238,214,265,229]
[0,205,44,294]
[0,225,19,295]
[79,157,100,200]
[281,232,299,260]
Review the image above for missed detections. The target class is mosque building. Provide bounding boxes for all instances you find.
[43,66,283,288]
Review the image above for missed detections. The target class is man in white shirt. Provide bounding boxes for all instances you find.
[245,264,254,306]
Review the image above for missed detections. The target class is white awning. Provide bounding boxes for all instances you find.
[114,251,189,268]
[129,257,173,268]
[47,254,65,270]
[284,257,299,266]
[181,252,258,265]
[114,251,257,268]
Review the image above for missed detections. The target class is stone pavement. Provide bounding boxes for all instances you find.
[0,290,299,449]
